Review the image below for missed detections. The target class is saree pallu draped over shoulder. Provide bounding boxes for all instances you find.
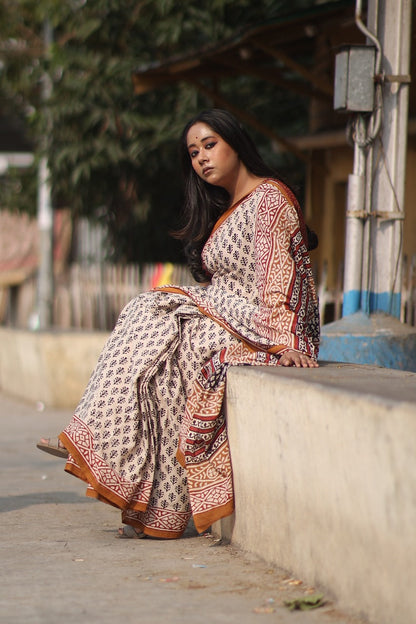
[59,180,319,537]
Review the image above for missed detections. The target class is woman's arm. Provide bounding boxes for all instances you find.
[253,186,319,362]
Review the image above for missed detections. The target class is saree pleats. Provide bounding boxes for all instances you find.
[60,291,240,538]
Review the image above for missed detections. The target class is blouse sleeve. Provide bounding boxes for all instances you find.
[252,185,318,357]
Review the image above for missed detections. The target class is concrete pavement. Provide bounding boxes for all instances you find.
[0,392,366,624]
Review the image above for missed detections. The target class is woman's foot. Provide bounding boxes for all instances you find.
[36,437,69,459]
[117,525,147,539]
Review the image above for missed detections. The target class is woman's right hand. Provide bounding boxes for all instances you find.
[278,350,319,368]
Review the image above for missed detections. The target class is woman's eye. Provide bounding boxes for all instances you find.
[206,142,216,150]
[189,150,198,158]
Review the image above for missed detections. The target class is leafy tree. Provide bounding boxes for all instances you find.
[0,0,328,262]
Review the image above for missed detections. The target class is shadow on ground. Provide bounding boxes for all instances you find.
[0,491,95,512]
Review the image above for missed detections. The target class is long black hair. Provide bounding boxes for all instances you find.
[175,108,316,282]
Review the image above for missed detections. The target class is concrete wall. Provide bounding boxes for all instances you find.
[308,136,416,292]
[214,362,416,624]
[0,327,108,408]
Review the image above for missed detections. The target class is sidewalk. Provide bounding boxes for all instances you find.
[0,392,366,624]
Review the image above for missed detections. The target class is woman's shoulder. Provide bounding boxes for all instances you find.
[257,179,297,204]
[252,179,301,230]
[251,179,299,213]
[255,178,312,247]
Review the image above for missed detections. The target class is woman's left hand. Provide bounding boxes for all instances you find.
[278,350,319,368]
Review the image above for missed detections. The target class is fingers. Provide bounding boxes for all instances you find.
[278,350,319,368]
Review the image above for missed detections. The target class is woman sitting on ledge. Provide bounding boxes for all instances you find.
[37,108,320,539]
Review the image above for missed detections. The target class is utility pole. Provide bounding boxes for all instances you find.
[364,0,412,318]
[340,0,411,318]
[37,20,54,330]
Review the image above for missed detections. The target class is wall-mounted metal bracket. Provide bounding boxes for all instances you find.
[374,73,411,85]
[346,211,405,221]
[371,211,405,220]
[346,210,367,219]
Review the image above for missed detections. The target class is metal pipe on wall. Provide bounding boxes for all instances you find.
[342,116,367,316]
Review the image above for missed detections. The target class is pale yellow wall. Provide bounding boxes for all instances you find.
[404,137,416,260]
[307,147,352,290]
[308,140,416,293]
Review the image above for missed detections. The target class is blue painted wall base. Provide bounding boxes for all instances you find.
[319,312,416,372]
[343,290,401,318]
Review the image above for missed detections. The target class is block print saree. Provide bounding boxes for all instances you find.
[59,180,319,538]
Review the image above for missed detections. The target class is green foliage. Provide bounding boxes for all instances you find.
[0,0,321,261]
[0,164,38,216]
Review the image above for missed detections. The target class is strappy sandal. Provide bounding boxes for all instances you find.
[117,525,147,539]
[36,437,69,459]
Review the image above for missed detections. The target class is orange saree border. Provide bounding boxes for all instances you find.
[59,427,150,513]
[61,420,192,539]
[180,440,235,534]
[121,508,191,540]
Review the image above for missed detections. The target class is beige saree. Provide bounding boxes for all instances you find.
[60,180,319,537]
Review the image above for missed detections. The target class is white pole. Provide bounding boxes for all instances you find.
[365,0,412,317]
[342,115,367,316]
[36,20,54,330]
[37,156,54,329]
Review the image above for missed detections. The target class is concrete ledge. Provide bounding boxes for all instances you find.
[0,327,108,408]
[215,362,416,624]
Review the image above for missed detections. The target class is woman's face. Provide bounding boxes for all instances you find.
[186,122,241,192]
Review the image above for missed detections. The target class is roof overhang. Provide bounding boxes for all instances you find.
[132,1,358,161]
[132,1,356,99]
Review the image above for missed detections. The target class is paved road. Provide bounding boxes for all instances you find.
[0,392,366,624]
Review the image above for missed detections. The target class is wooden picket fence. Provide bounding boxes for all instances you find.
[0,263,195,330]
[53,263,196,330]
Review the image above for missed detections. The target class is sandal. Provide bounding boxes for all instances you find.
[117,525,147,539]
[36,437,69,459]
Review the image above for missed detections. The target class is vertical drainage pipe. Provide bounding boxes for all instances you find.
[342,116,367,316]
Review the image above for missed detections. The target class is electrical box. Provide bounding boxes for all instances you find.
[334,45,376,113]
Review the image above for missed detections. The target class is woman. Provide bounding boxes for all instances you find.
[38,109,319,539]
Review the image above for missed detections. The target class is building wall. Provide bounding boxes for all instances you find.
[307,146,351,289]
[308,138,416,295]
[404,136,416,258]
